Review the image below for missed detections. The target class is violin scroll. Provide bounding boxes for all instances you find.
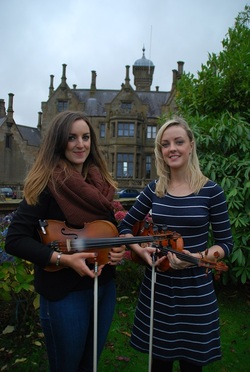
[200,250,228,279]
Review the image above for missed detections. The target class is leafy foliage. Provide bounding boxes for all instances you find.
[174,5,250,285]
[0,214,39,327]
[187,114,250,285]
[176,5,250,119]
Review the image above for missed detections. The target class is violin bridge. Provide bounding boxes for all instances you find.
[66,239,71,252]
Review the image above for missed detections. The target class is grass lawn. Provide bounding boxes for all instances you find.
[0,285,249,371]
[99,286,250,372]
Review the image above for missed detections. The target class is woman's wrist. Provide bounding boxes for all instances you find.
[51,251,67,267]
[55,252,62,266]
[193,251,206,260]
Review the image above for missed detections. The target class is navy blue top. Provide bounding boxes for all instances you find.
[119,179,233,365]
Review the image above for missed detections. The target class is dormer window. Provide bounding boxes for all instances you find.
[121,102,132,110]
[57,100,68,112]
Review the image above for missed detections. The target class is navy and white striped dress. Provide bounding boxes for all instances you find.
[119,180,233,366]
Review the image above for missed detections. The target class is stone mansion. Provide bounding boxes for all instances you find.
[0,49,184,194]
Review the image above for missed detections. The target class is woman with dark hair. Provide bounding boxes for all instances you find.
[119,117,233,372]
[5,111,125,371]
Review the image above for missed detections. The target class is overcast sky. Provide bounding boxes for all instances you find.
[0,0,247,127]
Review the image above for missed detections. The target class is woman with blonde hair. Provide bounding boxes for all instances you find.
[119,117,233,372]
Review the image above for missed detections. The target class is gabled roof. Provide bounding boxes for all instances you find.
[73,89,119,116]
[137,91,170,117]
[73,89,170,118]
[16,124,41,146]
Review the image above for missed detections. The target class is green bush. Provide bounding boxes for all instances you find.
[190,114,250,285]
[0,215,39,327]
[174,6,250,286]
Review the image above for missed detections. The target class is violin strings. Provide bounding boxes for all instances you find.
[159,246,199,265]
[52,235,180,251]
[68,236,156,251]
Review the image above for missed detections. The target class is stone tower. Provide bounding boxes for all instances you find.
[132,47,155,91]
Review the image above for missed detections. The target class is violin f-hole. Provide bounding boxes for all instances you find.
[61,228,78,240]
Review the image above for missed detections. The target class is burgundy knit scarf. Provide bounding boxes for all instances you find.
[48,164,115,226]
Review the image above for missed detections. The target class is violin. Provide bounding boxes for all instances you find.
[131,220,228,278]
[38,219,179,272]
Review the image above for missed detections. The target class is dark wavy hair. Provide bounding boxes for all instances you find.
[24,111,116,205]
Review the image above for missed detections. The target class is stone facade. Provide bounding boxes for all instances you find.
[0,94,40,195]
[0,49,183,192]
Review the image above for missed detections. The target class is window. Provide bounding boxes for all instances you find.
[121,102,132,110]
[147,125,157,139]
[118,122,134,137]
[100,123,105,138]
[111,122,116,137]
[57,101,68,112]
[145,155,151,178]
[5,134,12,149]
[117,153,134,177]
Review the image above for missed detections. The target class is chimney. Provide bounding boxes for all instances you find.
[37,111,42,130]
[177,61,184,76]
[125,65,130,88]
[6,93,14,127]
[90,71,97,96]
[49,75,54,97]
[0,99,6,118]
[61,64,67,89]
[172,69,178,89]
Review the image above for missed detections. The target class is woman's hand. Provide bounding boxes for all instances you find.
[50,251,104,278]
[167,249,194,270]
[119,233,159,267]
[108,245,126,265]
[136,245,157,266]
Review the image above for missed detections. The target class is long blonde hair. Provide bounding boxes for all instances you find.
[154,117,207,197]
[24,111,117,205]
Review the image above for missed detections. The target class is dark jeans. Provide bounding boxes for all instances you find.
[40,279,116,372]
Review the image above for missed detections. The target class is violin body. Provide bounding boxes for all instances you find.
[132,220,228,277]
[132,220,184,271]
[38,219,228,277]
[38,219,176,272]
[38,219,119,272]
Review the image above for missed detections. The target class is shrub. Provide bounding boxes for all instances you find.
[0,213,39,328]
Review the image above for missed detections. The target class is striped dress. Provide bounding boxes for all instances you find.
[118,180,233,366]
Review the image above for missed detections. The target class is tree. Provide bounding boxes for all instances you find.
[176,5,250,119]
[174,5,250,286]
